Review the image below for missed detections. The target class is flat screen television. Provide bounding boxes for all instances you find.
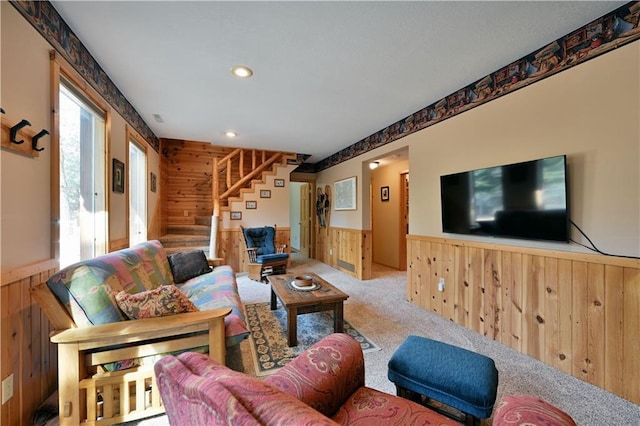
[440,155,569,242]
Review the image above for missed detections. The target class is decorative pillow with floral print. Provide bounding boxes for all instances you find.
[115,285,198,320]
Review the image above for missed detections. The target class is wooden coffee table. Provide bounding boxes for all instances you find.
[268,273,349,346]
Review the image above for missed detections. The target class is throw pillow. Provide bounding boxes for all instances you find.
[115,285,198,320]
[168,250,212,284]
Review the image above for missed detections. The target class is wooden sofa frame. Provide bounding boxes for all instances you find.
[32,282,230,426]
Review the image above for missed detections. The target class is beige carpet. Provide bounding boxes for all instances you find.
[128,254,640,425]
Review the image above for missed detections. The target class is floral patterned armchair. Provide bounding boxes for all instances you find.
[154,333,458,425]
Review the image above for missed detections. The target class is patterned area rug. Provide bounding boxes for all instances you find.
[245,302,380,376]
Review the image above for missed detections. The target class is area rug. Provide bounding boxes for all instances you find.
[245,302,380,376]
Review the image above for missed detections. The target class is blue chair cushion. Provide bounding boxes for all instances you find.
[387,335,498,419]
[243,226,276,255]
[256,253,289,264]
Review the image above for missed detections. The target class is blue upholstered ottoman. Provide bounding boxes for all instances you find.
[388,335,498,425]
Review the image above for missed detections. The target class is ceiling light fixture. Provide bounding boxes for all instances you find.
[231,65,253,78]
[369,161,380,170]
[225,131,237,138]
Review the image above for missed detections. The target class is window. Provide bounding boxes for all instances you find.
[58,78,107,267]
[129,136,147,246]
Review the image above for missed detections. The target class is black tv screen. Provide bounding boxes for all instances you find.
[440,155,569,242]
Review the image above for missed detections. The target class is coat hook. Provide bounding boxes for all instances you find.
[32,129,49,152]
[10,119,31,144]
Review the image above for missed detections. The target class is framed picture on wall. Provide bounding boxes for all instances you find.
[230,211,242,220]
[274,179,285,187]
[246,200,257,209]
[260,190,271,198]
[150,172,157,193]
[112,158,125,193]
[381,186,389,201]
[334,176,357,210]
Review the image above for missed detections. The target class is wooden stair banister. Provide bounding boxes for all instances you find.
[219,152,283,200]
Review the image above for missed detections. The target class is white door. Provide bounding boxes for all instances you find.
[129,141,147,246]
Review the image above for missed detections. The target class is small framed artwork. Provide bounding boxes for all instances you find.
[274,178,285,187]
[381,186,389,201]
[230,211,242,220]
[246,200,257,209]
[260,189,271,198]
[112,158,125,193]
[150,172,157,193]
[334,176,357,210]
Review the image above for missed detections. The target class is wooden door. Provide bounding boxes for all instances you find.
[299,183,311,257]
[399,173,409,270]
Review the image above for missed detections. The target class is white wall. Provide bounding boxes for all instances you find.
[1,3,162,269]
[318,41,640,258]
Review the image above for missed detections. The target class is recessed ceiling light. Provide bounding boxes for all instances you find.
[152,113,164,123]
[225,131,237,138]
[231,65,253,78]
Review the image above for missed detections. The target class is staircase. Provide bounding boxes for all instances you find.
[159,148,296,255]
[161,216,211,255]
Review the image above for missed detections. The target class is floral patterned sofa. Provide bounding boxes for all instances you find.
[35,240,249,424]
[154,333,459,425]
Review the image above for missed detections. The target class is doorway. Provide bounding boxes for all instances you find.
[289,179,315,259]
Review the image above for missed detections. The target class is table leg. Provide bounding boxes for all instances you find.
[270,287,277,310]
[334,302,344,333]
[287,307,297,346]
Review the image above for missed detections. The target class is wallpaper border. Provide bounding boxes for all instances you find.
[303,1,640,173]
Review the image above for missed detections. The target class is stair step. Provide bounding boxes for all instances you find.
[167,224,210,236]
[160,234,210,248]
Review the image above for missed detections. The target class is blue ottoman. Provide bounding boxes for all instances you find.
[388,335,498,425]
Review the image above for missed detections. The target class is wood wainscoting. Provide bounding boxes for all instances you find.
[1,259,59,425]
[315,227,372,280]
[407,235,640,405]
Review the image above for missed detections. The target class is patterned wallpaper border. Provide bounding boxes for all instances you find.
[10,1,160,152]
[10,1,640,164]
[300,1,640,173]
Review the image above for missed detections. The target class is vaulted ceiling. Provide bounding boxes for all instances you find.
[50,1,626,163]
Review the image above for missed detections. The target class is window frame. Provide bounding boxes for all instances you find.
[50,50,111,262]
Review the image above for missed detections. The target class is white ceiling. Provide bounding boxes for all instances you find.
[50,1,626,163]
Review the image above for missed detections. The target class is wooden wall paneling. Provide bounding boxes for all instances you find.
[603,265,624,396]
[525,255,545,360]
[556,259,573,374]
[430,242,443,314]
[468,247,484,333]
[420,241,432,311]
[622,268,640,403]
[361,230,372,280]
[586,263,605,387]
[571,261,589,382]
[441,243,455,321]
[485,249,501,340]
[453,245,467,325]
[544,257,560,369]
[407,236,422,305]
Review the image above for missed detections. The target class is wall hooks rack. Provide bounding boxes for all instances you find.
[32,129,49,152]
[1,114,45,158]
[10,119,31,144]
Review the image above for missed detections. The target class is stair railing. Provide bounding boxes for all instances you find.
[208,149,286,258]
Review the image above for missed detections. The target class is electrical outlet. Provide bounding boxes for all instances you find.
[2,374,14,404]
[329,248,333,255]
[438,278,445,292]
[183,210,188,217]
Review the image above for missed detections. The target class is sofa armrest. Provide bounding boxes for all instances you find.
[265,333,365,418]
[51,308,231,363]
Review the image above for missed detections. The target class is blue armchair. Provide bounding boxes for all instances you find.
[241,225,289,282]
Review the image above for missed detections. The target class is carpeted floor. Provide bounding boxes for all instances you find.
[129,254,640,425]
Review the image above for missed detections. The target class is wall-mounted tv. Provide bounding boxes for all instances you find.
[440,155,569,243]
